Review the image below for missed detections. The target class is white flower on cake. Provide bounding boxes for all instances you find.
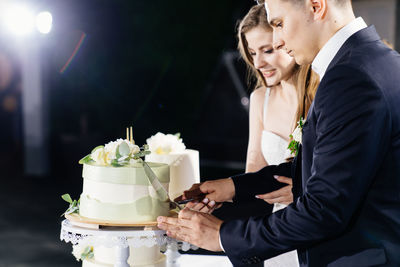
[146,132,186,155]
[102,138,140,165]
[79,138,150,167]
[91,146,107,165]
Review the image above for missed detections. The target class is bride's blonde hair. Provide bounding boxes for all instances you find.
[237,4,319,127]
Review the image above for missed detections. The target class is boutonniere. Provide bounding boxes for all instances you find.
[288,117,305,156]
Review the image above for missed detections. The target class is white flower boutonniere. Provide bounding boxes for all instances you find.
[288,117,305,156]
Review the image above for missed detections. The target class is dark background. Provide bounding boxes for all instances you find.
[0,0,259,181]
[0,1,258,266]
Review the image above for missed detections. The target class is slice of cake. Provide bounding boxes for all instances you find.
[145,133,200,200]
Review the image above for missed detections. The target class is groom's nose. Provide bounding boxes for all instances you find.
[273,31,285,50]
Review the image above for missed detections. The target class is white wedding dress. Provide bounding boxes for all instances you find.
[261,88,299,267]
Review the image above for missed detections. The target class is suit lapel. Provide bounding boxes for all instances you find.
[291,145,303,198]
[291,101,313,198]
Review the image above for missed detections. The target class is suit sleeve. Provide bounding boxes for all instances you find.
[220,65,391,266]
[232,162,292,203]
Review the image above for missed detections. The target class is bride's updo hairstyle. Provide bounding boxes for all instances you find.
[237,4,319,125]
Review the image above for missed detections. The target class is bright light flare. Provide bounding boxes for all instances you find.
[3,5,35,36]
[36,11,53,34]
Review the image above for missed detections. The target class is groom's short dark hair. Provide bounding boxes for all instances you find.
[280,0,351,7]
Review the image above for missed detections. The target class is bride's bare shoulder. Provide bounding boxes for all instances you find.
[250,86,267,102]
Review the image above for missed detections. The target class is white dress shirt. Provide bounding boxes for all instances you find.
[312,17,367,80]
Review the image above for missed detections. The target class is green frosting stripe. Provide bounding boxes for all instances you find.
[82,162,170,185]
[79,194,170,222]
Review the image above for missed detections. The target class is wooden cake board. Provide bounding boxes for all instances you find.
[65,213,159,230]
[65,211,177,230]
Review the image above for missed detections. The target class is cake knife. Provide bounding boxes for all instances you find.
[142,161,183,211]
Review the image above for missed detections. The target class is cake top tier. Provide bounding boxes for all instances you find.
[82,162,170,184]
[79,139,151,167]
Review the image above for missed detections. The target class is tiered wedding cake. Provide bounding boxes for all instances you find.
[145,133,200,200]
[78,139,170,222]
[66,138,169,267]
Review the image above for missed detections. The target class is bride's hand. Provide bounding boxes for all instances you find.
[255,176,293,205]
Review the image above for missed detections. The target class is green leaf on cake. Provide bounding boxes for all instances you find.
[61,194,73,204]
[78,154,93,164]
[133,150,150,159]
[81,246,94,260]
[175,133,181,139]
[116,148,121,159]
[111,159,124,167]
[137,144,151,158]
[61,194,80,217]
[118,141,131,156]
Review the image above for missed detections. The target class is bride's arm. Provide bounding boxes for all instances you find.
[246,88,268,173]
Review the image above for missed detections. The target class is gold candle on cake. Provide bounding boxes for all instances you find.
[130,126,135,144]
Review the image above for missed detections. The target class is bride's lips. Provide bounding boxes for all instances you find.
[262,70,276,78]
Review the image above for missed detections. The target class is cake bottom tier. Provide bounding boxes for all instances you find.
[79,244,165,267]
[82,254,166,267]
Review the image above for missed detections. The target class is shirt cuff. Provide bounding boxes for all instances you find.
[219,233,225,252]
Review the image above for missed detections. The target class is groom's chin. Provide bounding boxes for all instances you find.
[294,55,311,66]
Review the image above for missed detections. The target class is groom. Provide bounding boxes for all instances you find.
[157,0,400,266]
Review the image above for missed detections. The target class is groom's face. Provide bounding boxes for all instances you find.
[265,0,320,65]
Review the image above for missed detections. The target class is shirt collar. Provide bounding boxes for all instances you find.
[312,17,367,80]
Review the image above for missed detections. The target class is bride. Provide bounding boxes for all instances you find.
[237,4,319,266]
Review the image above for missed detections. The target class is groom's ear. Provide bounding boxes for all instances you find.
[308,0,327,21]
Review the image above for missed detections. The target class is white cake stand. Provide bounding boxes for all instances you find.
[60,219,198,267]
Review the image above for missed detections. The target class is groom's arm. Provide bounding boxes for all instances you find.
[219,65,391,266]
[232,161,292,203]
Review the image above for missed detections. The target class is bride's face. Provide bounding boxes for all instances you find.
[245,26,296,86]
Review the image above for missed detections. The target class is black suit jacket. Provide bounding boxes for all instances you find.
[220,26,400,267]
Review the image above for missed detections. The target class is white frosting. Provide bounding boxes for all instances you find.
[82,179,169,204]
[93,245,162,265]
[82,245,166,267]
[79,163,170,222]
[82,251,166,267]
[146,149,200,199]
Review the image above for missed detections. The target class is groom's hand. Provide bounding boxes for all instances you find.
[181,178,235,204]
[157,208,223,252]
[186,197,223,214]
